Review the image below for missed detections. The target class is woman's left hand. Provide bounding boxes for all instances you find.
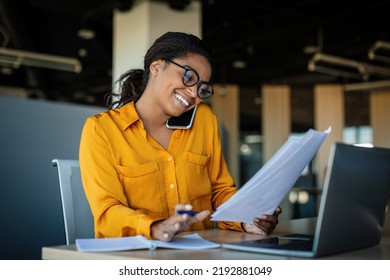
[242,206,282,235]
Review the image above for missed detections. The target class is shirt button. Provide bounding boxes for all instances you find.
[170,184,175,189]
[168,157,172,161]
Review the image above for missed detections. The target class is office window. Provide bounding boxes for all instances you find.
[344,91,372,147]
[239,132,262,185]
[343,126,373,147]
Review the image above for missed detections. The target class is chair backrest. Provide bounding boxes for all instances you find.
[52,159,94,245]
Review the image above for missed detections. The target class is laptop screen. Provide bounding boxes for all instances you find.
[313,143,390,256]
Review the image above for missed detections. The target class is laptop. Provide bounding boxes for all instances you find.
[223,143,390,258]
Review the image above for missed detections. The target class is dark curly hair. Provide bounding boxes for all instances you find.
[106,31,215,109]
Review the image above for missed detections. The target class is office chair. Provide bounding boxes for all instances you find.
[52,159,94,245]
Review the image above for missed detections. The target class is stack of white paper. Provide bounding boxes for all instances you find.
[211,127,331,224]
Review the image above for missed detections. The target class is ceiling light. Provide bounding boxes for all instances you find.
[0,48,82,73]
[308,52,390,81]
[77,28,95,40]
[303,45,319,54]
[78,48,88,57]
[232,60,247,69]
[368,41,390,63]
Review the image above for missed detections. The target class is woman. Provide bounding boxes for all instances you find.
[79,31,281,242]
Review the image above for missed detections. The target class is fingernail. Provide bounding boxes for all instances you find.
[260,215,266,219]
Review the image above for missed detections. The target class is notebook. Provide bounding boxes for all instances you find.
[76,233,220,252]
[223,143,390,258]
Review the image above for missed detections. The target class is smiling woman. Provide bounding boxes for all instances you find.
[79,31,282,243]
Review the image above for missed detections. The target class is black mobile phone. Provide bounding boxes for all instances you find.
[166,106,197,129]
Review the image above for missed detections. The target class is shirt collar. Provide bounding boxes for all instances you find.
[118,101,141,130]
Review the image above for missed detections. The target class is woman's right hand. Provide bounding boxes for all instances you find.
[151,204,210,241]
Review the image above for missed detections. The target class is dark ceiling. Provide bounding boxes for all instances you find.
[1,0,390,112]
[204,1,390,85]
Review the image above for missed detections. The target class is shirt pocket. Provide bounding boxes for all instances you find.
[115,162,162,214]
[184,152,212,201]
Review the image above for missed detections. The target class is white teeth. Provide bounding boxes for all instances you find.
[175,93,189,107]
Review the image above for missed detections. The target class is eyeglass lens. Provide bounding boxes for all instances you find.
[182,68,213,98]
[197,83,213,98]
[182,68,198,86]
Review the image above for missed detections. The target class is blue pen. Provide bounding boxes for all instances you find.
[177,210,199,216]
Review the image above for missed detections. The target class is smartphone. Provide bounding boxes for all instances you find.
[166,106,197,129]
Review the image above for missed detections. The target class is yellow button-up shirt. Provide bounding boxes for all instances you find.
[79,102,243,239]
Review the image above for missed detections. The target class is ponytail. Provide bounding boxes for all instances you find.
[105,69,147,109]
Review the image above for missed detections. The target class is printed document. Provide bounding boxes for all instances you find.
[211,127,331,224]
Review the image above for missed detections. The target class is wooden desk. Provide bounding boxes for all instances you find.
[42,217,390,260]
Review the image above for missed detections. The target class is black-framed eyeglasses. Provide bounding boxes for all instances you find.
[167,59,214,99]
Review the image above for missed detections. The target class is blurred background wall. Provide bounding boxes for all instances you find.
[0,95,103,259]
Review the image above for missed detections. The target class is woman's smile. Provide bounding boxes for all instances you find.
[174,92,190,107]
